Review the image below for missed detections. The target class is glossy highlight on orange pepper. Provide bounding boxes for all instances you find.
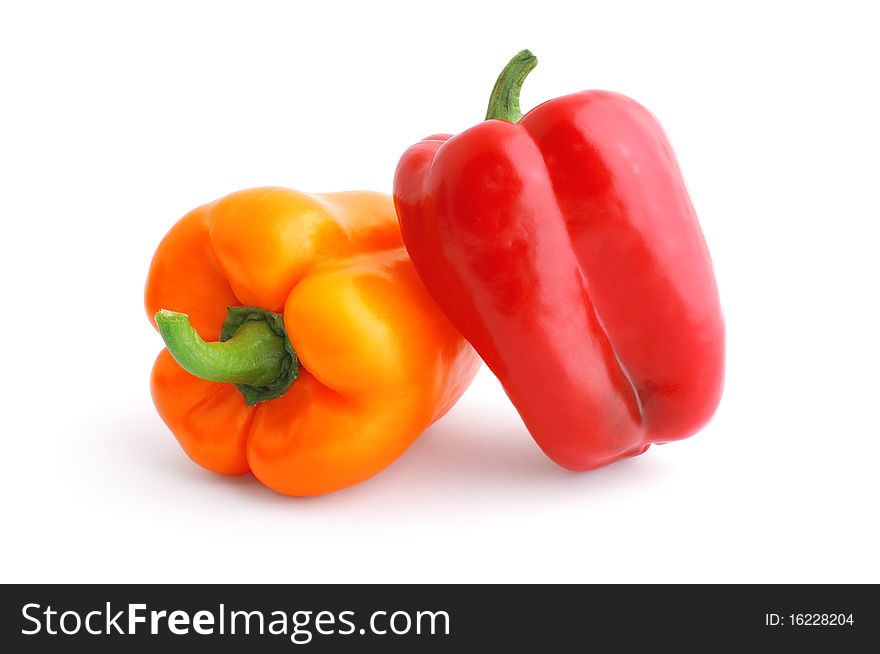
[145,188,479,496]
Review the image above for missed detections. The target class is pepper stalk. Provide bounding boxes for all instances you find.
[485,49,538,123]
[154,306,299,405]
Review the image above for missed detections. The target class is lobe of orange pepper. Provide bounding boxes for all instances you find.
[145,188,480,496]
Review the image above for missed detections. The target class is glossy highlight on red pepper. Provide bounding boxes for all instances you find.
[394,50,724,470]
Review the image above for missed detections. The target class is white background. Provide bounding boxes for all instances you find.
[1,0,878,583]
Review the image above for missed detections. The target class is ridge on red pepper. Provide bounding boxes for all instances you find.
[394,50,724,470]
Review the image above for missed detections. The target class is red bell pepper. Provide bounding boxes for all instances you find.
[393,51,724,470]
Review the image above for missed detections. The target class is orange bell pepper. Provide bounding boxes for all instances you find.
[145,188,479,496]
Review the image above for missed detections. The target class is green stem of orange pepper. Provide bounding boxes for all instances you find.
[155,307,299,405]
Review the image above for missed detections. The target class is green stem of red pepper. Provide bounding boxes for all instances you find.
[485,49,538,122]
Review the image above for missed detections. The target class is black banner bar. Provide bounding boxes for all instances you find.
[1,584,876,651]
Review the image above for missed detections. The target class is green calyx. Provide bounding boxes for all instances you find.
[155,306,299,406]
[485,49,538,123]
